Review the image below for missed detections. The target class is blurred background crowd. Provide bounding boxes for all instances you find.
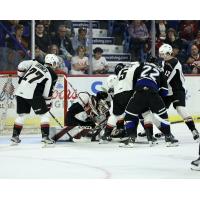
[0,20,200,74]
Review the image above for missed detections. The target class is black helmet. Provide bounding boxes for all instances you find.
[146,53,158,65]
[115,63,126,75]
[96,91,108,101]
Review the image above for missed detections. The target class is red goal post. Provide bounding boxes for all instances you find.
[0,70,68,134]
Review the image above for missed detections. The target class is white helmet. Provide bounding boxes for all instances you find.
[106,74,118,89]
[45,54,59,69]
[159,44,173,60]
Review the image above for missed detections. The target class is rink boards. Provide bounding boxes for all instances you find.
[0,75,200,130]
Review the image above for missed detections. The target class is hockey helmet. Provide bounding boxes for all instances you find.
[146,54,159,65]
[114,63,126,75]
[96,91,108,101]
[159,44,173,60]
[45,54,59,69]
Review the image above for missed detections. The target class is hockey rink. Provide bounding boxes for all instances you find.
[0,123,200,179]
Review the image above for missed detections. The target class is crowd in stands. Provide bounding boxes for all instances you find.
[0,20,200,74]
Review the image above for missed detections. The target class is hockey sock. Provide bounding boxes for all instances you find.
[124,114,139,138]
[184,117,196,131]
[144,124,153,141]
[116,120,124,130]
[104,125,114,136]
[159,123,171,137]
[12,124,23,137]
[41,123,50,138]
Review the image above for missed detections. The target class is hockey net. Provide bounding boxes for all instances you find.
[0,70,67,135]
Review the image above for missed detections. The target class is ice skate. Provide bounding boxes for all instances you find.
[10,136,21,145]
[165,134,179,147]
[119,137,135,148]
[99,129,112,144]
[192,129,200,141]
[191,156,200,171]
[99,135,111,144]
[42,137,55,148]
[146,130,158,147]
[148,137,158,147]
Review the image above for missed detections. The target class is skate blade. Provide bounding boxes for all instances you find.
[120,137,129,142]
[99,140,109,144]
[166,142,179,147]
[148,142,158,147]
[194,137,200,143]
[191,165,200,171]
[119,143,134,148]
[42,143,55,148]
[10,142,19,146]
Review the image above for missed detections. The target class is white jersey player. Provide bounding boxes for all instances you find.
[153,44,199,141]
[11,54,59,145]
[100,62,140,143]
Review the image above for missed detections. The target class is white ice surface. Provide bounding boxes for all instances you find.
[0,123,200,179]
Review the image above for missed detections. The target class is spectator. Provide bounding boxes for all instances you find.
[0,21,20,47]
[179,21,199,42]
[111,20,127,45]
[192,30,200,50]
[52,24,74,58]
[92,47,108,74]
[35,22,51,53]
[164,28,182,49]
[49,21,74,37]
[128,20,149,61]
[186,44,200,74]
[71,27,89,52]
[6,24,30,58]
[156,20,167,40]
[71,46,88,75]
[39,20,52,35]
[35,45,45,64]
[48,44,68,73]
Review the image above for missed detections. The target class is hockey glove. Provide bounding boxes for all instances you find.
[45,99,52,111]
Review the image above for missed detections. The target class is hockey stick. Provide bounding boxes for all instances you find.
[49,111,73,140]
[171,117,200,124]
